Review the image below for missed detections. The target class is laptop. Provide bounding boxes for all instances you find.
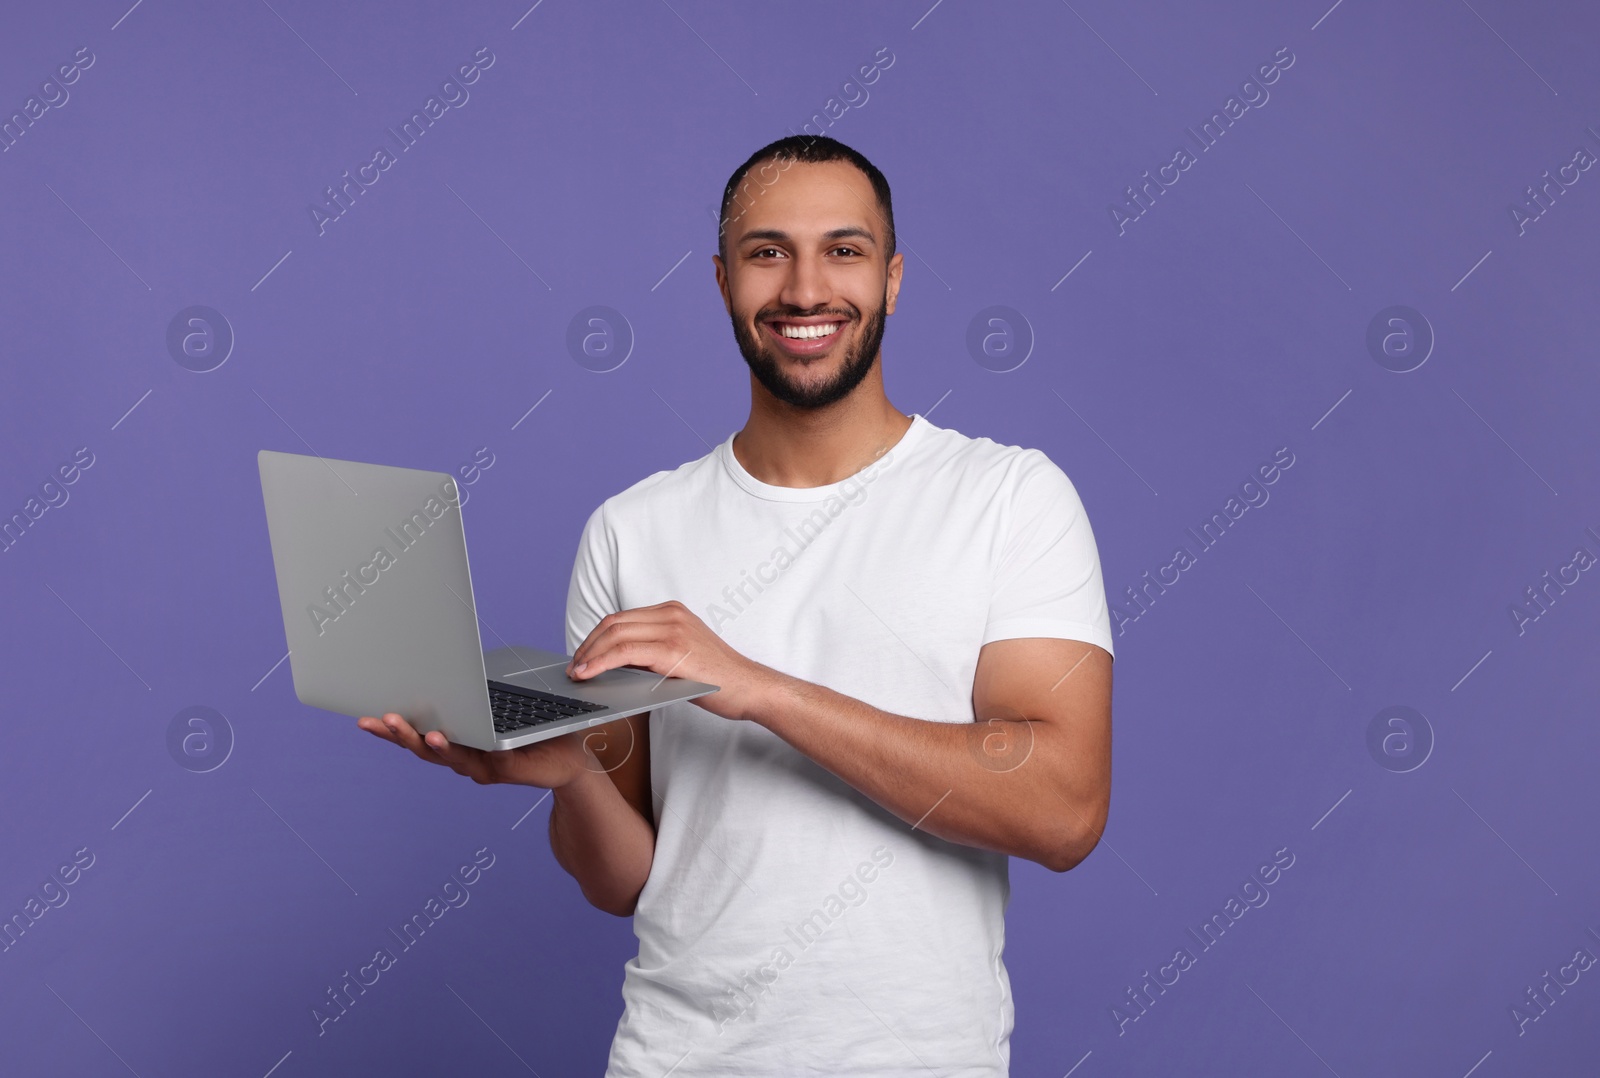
[257,449,718,752]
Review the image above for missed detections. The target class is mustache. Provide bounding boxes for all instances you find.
[759,308,857,323]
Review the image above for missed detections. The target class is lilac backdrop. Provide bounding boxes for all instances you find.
[3,0,1597,1074]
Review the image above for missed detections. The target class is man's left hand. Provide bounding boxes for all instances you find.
[565,601,781,722]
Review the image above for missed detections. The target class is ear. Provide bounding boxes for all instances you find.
[713,253,732,314]
[884,251,904,316]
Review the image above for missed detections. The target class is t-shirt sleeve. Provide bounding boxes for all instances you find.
[565,500,621,655]
[983,450,1115,659]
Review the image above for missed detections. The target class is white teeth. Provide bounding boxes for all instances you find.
[776,322,840,340]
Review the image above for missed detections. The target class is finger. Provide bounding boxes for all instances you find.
[357,716,395,740]
[570,610,681,670]
[571,634,672,679]
[422,730,496,782]
[381,713,450,761]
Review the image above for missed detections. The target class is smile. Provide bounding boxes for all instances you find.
[770,321,844,339]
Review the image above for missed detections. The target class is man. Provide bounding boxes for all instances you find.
[360,135,1115,1076]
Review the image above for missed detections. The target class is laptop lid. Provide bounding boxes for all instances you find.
[257,449,500,750]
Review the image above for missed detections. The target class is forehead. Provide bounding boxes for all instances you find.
[731,159,883,243]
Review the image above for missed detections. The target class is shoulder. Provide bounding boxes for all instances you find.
[914,419,1081,501]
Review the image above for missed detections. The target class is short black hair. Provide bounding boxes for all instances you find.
[717,135,895,263]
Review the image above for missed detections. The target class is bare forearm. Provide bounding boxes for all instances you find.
[548,768,654,915]
[757,675,1098,870]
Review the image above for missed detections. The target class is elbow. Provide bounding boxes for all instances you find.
[1038,802,1107,873]
[579,880,643,918]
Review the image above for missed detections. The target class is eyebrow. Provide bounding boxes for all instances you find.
[737,226,878,249]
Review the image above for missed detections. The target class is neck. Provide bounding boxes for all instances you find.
[732,374,912,489]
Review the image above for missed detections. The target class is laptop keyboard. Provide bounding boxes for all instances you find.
[488,679,609,737]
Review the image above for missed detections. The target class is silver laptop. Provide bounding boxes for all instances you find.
[257,449,718,752]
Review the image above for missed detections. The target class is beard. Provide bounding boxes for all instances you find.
[730,286,888,410]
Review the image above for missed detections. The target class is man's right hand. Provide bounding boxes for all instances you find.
[356,712,595,789]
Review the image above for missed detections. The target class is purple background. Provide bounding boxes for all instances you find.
[3,0,1597,1074]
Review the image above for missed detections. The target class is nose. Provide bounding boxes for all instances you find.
[777,250,831,314]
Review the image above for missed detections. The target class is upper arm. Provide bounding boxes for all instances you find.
[973,448,1115,855]
[585,711,653,829]
[563,502,654,823]
[972,637,1113,857]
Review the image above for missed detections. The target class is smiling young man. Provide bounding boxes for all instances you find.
[360,135,1115,1076]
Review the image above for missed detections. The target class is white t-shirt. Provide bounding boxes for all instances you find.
[564,413,1114,1077]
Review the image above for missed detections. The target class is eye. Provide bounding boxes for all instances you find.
[752,247,784,259]
[832,247,862,257]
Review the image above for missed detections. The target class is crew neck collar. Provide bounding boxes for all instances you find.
[718,414,931,503]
